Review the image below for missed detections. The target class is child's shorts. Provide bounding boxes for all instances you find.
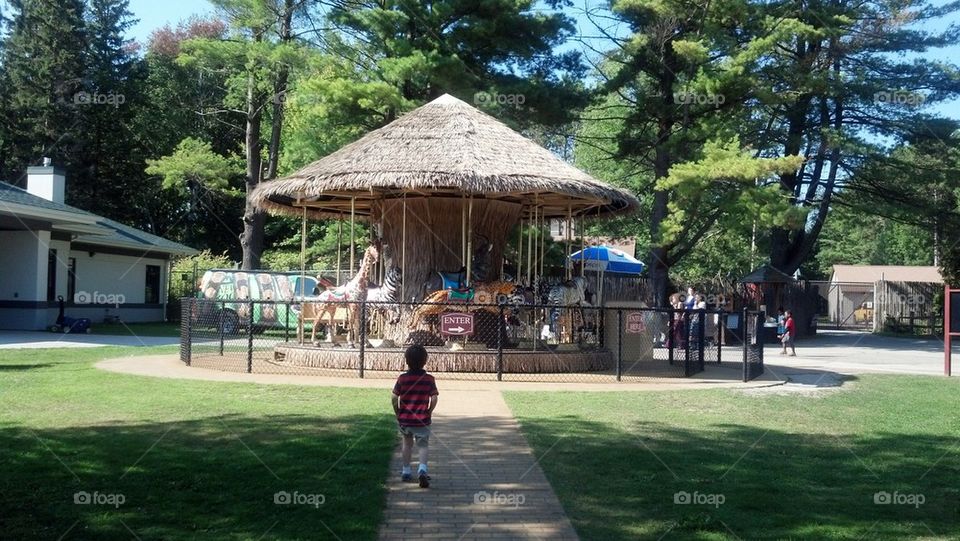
[399,425,431,446]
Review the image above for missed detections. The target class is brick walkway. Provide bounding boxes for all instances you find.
[378,390,579,540]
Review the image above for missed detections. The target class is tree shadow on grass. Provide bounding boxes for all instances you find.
[0,363,54,371]
[0,413,395,540]
[516,417,960,540]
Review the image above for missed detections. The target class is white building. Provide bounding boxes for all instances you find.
[0,165,196,330]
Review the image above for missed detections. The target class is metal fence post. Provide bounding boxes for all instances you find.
[667,309,675,366]
[683,311,692,377]
[616,308,623,381]
[497,303,504,381]
[697,310,705,371]
[181,297,192,366]
[757,309,765,377]
[742,308,749,382]
[284,301,290,343]
[358,301,367,378]
[717,310,723,365]
[598,305,605,349]
[219,300,225,356]
[246,301,254,373]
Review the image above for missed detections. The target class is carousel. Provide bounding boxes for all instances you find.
[250,94,639,374]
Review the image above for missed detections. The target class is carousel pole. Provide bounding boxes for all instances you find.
[526,206,534,285]
[299,201,306,345]
[537,202,544,276]
[336,214,343,286]
[461,195,467,269]
[566,205,572,280]
[299,202,306,296]
[538,204,545,279]
[401,194,407,302]
[350,197,356,277]
[466,195,474,285]
[579,214,585,278]
[379,202,385,285]
[596,207,602,305]
[517,215,524,284]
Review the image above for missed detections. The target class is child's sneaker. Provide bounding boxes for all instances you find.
[418,472,430,488]
[401,472,412,482]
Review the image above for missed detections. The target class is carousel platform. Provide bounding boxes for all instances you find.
[272,343,613,373]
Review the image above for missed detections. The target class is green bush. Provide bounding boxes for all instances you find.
[168,250,235,302]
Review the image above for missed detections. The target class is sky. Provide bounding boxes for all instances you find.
[127,0,213,43]
[119,0,960,121]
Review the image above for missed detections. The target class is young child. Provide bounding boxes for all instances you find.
[779,310,796,356]
[392,345,439,488]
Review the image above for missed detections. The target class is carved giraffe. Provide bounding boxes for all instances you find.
[311,245,379,347]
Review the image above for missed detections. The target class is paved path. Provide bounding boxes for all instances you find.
[767,330,947,376]
[0,330,178,349]
[378,390,578,540]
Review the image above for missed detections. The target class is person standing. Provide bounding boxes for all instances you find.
[684,287,697,310]
[779,310,796,356]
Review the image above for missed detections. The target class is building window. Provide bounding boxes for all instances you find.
[67,258,77,303]
[47,249,57,302]
[145,265,161,304]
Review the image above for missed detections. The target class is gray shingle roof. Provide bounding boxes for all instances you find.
[77,216,197,255]
[0,181,196,256]
[0,180,96,218]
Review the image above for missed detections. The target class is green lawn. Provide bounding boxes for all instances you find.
[505,377,960,540]
[0,346,396,540]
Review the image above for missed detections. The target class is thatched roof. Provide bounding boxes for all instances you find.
[251,94,639,219]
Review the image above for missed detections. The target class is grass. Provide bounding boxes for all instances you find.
[504,376,960,540]
[0,346,396,540]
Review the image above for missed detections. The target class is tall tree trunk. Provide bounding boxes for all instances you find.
[264,0,294,181]
[241,67,265,270]
[647,48,678,307]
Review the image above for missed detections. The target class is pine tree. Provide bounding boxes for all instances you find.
[597,0,806,305]
[323,0,587,127]
[71,0,145,221]
[0,0,87,183]
[757,0,960,275]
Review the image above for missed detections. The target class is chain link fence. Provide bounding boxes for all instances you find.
[179,298,766,382]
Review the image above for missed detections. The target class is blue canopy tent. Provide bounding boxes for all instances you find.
[569,245,645,275]
[568,245,645,305]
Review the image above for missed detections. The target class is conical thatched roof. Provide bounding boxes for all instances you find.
[251,94,639,219]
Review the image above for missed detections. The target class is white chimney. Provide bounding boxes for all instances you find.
[26,160,66,204]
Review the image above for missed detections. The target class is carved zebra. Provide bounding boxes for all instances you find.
[367,266,403,323]
[542,276,591,342]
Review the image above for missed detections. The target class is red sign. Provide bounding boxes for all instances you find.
[441,312,474,336]
[625,312,645,334]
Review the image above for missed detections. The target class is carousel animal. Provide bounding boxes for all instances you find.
[543,276,591,342]
[408,280,518,329]
[424,235,494,292]
[309,244,379,346]
[366,265,403,324]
